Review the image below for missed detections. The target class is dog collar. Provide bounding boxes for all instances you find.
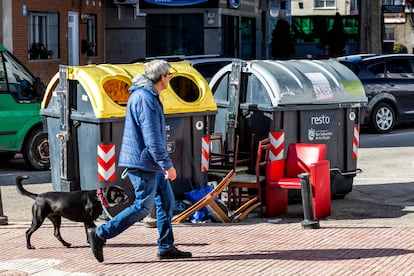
[97,188,109,208]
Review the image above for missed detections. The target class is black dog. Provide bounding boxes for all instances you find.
[16,175,128,249]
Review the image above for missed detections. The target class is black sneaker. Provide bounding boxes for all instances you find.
[87,227,105,263]
[157,246,192,260]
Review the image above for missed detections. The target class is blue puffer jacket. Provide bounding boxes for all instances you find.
[118,74,173,172]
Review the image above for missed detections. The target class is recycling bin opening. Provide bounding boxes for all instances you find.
[103,79,130,106]
[170,76,200,102]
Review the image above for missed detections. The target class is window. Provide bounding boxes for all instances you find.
[28,12,59,60]
[382,0,404,4]
[368,62,386,78]
[241,17,256,59]
[87,15,97,56]
[314,0,336,8]
[384,27,395,40]
[386,59,414,79]
[0,51,36,100]
[350,0,358,11]
[292,15,358,44]
[147,14,203,56]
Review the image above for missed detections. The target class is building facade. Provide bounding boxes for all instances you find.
[286,0,359,58]
[3,0,413,85]
[104,0,267,63]
[384,1,414,54]
[0,0,105,84]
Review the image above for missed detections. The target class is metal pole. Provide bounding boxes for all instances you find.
[299,173,319,229]
[55,65,69,181]
[227,60,242,153]
[0,185,8,225]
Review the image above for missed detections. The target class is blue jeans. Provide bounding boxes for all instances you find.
[96,169,175,252]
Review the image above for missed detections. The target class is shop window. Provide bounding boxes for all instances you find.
[28,12,59,60]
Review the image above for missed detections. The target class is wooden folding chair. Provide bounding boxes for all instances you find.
[172,170,261,223]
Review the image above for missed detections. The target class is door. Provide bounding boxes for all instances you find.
[0,49,41,150]
[223,15,240,58]
[68,12,79,66]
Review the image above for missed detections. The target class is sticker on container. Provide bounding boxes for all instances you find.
[349,111,356,121]
[195,120,204,131]
[305,72,333,101]
[82,94,89,102]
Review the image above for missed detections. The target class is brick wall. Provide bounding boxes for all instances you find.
[11,0,105,85]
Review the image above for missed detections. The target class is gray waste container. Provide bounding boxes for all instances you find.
[209,59,368,197]
[41,62,216,214]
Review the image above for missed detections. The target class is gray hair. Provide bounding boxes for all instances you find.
[145,59,171,83]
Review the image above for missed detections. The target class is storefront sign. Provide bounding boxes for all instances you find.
[144,0,207,6]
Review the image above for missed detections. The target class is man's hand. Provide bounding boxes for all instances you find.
[165,167,177,181]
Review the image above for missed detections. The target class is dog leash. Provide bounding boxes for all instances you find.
[96,188,113,220]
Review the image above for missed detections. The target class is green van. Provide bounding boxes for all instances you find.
[0,44,49,170]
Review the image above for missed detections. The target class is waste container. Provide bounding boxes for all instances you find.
[41,61,217,214]
[209,59,368,197]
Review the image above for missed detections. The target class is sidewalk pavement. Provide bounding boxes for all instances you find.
[1,146,414,275]
[2,217,414,275]
[1,184,414,275]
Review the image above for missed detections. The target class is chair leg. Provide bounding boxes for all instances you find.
[227,186,233,211]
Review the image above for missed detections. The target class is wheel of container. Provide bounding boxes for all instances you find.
[370,102,395,133]
[23,127,50,170]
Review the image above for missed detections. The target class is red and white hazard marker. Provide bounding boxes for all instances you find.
[352,125,360,159]
[201,136,210,172]
[269,132,285,161]
[98,144,116,181]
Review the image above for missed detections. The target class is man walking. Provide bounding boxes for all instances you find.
[87,60,192,262]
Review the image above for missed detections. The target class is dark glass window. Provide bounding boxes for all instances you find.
[87,15,97,56]
[147,14,203,56]
[386,59,414,79]
[368,62,386,78]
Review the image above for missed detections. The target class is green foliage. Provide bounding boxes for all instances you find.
[393,41,408,53]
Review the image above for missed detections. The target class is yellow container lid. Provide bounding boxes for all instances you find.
[42,61,217,118]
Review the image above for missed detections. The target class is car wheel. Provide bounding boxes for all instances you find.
[23,127,50,170]
[370,102,395,133]
[0,152,16,163]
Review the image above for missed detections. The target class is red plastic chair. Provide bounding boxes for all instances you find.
[266,143,331,219]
